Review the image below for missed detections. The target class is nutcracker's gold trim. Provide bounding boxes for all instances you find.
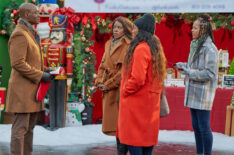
[66,54,73,58]
[48,48,59,51]
[55,76,67,80]
[0,87,6,90]
[50,63,56,68]
[41,42,51,45]
[48,58,59,61]
[48,53,59,56]
[66,73,73,75]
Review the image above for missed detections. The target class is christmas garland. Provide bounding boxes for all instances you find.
[0,0,20,36]
[72,19,96,107]
[95,16,112,34]
[152,13,234,30]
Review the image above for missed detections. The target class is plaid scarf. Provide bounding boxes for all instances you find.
[189,35,207,63]
[18,18,41,46]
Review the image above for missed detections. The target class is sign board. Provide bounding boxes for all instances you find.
[65,0,234,13]
[223,75,234,89]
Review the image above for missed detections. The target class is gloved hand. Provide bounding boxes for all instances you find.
[41,72,53,82]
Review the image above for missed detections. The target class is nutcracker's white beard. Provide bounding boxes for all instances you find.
[37,22,50,39]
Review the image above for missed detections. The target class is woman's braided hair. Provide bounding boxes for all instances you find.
[195,14,214,53]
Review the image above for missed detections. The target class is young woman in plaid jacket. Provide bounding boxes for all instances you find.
[175,15,219,155]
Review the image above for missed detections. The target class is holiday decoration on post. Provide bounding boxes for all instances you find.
[72,18,96,107]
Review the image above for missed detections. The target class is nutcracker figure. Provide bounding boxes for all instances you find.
[37,0,59,67]
[45,15,73,129]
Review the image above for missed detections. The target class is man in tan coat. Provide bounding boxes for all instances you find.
[5,3,53,155]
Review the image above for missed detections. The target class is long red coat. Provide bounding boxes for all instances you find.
[118,42,162,146]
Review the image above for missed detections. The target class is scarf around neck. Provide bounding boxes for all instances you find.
[188,35,207,62]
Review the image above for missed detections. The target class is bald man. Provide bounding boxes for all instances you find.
[5,3,53,155]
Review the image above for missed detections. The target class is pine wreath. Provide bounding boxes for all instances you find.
[0,0,20,36]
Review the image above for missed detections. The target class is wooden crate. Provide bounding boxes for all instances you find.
[225,105,234,136]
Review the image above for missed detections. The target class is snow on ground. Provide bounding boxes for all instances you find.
[0,124,234,152]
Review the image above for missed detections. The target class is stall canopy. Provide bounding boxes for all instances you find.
[65,0,234,13]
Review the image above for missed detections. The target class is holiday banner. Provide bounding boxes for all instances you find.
[65,0,234,13]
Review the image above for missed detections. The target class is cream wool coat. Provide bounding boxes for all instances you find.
[6,23,44,113]
[95,36,131,136]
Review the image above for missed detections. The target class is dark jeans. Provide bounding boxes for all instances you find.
[190,108,213,155]
[127,145,154,155]
[116,138,128,155]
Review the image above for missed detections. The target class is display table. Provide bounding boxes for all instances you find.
[160,87,234,134]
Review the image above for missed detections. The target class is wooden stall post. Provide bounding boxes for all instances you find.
[225,105,234,136]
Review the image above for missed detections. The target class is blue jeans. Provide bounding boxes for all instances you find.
[127,145,154,155]
[190,108,213,155]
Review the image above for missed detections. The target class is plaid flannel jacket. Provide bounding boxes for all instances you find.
[180,37,219,110]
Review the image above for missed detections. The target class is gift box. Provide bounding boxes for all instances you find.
[225,105,234,136]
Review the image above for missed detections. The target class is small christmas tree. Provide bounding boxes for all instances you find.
[229,58,234,75]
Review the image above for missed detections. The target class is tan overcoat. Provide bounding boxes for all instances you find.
[95,36,131,136]
[5,23,44,113]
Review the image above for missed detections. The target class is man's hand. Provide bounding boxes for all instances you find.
[41,72,54,82]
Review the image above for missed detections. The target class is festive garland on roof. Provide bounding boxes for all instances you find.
[152,13,234,30]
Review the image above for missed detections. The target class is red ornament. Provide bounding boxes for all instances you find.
[84,59,88,62]
[1,30,6,35]
[231,21,234,26]
[12,9,19,15]
[85,47,90,52]
[99,19,103,23]
[108,23,112,29]
[161,17,167,22]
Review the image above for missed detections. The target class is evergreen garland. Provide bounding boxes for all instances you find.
[72,19,96,106]
[0,0,20,36]
[229,58,234,75]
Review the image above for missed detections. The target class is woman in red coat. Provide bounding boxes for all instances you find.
[118,14,167,155]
